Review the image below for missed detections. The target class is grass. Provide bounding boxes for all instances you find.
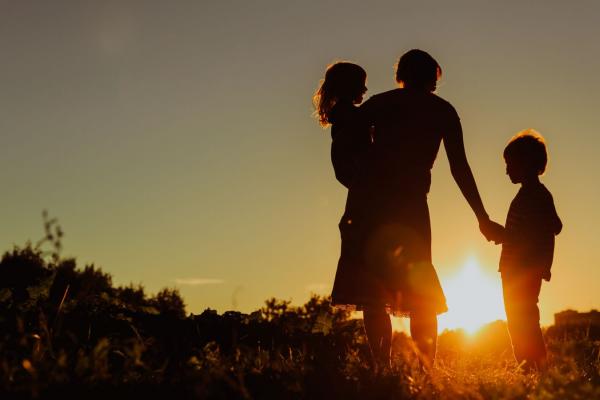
[0,244,598,399]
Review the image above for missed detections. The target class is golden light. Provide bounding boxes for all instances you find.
[437,257,506,334]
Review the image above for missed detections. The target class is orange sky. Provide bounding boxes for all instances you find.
[1,1,598,327]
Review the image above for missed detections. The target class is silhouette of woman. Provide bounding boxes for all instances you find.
[328,50,497,369]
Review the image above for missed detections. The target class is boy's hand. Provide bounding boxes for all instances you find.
[542,270,551,282]
[479,219,505,244]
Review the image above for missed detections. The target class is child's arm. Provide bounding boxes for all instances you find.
[526,233,555,281]
[522,191,560,280]
[331,133,355,188]
[330,107,368,188]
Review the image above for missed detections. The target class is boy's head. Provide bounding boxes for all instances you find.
[503,129,548,184]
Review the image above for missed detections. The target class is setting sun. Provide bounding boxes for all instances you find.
[438,257,506,334]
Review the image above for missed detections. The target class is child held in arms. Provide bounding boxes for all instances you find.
[313,62,370,188]
[490,129,562,370]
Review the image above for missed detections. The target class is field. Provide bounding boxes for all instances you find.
[1,244,598,399]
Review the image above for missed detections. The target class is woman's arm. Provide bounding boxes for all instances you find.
[443,112,488,221]
[442,108,503,241]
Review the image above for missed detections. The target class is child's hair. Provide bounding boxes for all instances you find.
[504,129,548,175]
[313,62,366,127]
[395,49,442,90]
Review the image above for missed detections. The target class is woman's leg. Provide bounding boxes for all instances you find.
[410,310,437,367]
[363,308,392,369]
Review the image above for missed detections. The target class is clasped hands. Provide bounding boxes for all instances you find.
[479,217,504,245]
[478,217,551,281]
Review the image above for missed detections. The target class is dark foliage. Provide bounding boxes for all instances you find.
[0,245,598,399]
[0,246,364,399]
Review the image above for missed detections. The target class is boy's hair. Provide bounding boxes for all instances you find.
[503,129,548,175]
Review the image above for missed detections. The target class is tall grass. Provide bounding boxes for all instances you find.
[0,243,598,399]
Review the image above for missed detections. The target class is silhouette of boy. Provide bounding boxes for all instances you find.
[490,130,562,370]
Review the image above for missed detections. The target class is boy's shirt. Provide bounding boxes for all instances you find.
[499,182,562,276]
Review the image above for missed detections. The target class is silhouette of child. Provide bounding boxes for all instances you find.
[313,62,371,188]
[490,130,562,370]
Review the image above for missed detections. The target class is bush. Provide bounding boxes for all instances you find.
[0,244,598,399]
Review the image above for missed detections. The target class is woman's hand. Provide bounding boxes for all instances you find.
[541,269,552,282]
[479,218,505,244]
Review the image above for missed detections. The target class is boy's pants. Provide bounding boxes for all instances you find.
[501,272,546,366]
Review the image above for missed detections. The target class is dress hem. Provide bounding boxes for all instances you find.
[331,302,448,318]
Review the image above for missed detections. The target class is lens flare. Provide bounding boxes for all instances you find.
[438,257,506,334]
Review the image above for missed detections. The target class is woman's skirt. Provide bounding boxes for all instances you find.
[331,192,447,317]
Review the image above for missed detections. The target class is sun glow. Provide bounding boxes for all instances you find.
[437,257,506,334]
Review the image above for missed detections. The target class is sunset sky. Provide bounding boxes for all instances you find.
[1,1,598,328]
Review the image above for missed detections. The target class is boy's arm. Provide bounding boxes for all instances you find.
[522,193,559,280]
[526,234,555,281]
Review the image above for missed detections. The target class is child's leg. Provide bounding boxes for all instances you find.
[363,308,392,369]
[503,274,525,362]
[410,309,437,367]
[521,276,546,367]
[502,273,546,368]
